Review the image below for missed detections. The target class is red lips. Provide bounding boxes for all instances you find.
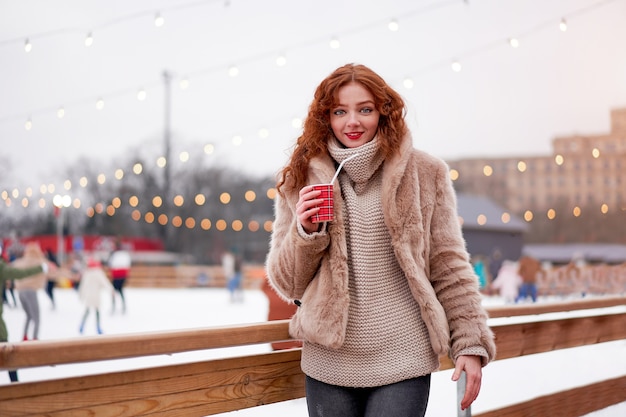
[346,132,363,140]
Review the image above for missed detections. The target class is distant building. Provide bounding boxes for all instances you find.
[448,108,626,215]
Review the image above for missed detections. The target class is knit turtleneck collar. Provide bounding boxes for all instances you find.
[328,136,384,185]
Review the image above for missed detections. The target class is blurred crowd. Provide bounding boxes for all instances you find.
[478,255,626,303]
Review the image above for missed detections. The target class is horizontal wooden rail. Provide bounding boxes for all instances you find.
[475,375,626,417]
[486,295,626,318]
[0,320,292,370]
[0,350,306,417]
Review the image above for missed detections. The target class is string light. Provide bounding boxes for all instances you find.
[2,2,622,227]
[403,77,414,89]
[555,155,564,166]
[275,54,287,67]
[524,210,534,222]
[291,117,302,129]
[84,32,94,47]
[228,65,239,77]
[156,156,167,168]
[451,60,462,72]
[258,128,269,139]
[154,13,165,28]
[231,135,243,146]
[329,37,340,49]
[57,107,65,119]
[137,88,147,101]
[1,0,614,135]
[559,18,568,32]
[388,19,400,32]
[24,38,32,53]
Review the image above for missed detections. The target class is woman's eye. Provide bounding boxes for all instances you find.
[361,108,373,114]
[333,109,346,116]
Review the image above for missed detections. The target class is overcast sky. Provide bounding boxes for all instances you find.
[1,0,625,189]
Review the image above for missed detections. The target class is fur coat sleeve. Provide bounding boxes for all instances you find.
[389,148,496,364]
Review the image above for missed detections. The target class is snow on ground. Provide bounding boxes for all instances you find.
[2,287,625,416]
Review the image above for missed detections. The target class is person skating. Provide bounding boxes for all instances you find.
[78,258,114,335]
[0,243,48,382]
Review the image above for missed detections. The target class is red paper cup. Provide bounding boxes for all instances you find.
[311,183,334,223]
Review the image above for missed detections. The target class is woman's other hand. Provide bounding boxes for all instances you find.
[452,355,483,411]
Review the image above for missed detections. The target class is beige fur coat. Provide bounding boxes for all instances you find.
[266,135,496,364]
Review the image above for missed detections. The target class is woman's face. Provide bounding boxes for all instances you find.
[330,82,380,148]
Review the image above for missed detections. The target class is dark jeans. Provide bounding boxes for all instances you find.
[517,283,537,302]
[305,374,431,417]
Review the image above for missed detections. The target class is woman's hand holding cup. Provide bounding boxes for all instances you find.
[296,185,333,234]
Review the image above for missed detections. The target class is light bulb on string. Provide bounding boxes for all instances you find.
[508,37,520,48]
[24,38,32,53]
[559,18,567,32]
[403,77,414,89]
[84,32,94,47]
[154,13,165,27]
[179,78,189,89]
[388,19,400,32]
[228,66,239,77]
[137,88,147,101]
[451,60,462,72]
[25,117,32,131]
[57,107,65,119]
[96,98,104,110]
[276,54,287,67]
[291,117,302,129]
[329,37,341,49]
[258,128,269,139]
[231,135,243,146]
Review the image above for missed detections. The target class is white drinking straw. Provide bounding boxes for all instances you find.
[331,153,360,184]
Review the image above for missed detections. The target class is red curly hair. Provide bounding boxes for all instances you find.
[277,63,408,194]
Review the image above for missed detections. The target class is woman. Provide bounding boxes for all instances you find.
[12,243,48,341]
[79,258,114,335]
[0,244,47,382]
[266,63,496,416]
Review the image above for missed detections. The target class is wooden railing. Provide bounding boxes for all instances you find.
[125,265,266,289]
[0,296,624,417]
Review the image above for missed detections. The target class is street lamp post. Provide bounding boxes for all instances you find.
[53,194,72,265]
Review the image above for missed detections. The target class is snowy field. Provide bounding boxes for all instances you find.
[2,287,625,416]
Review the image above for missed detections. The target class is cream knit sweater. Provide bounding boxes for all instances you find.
[301,138,440,387]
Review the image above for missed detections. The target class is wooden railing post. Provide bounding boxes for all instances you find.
[457,371,471,417]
